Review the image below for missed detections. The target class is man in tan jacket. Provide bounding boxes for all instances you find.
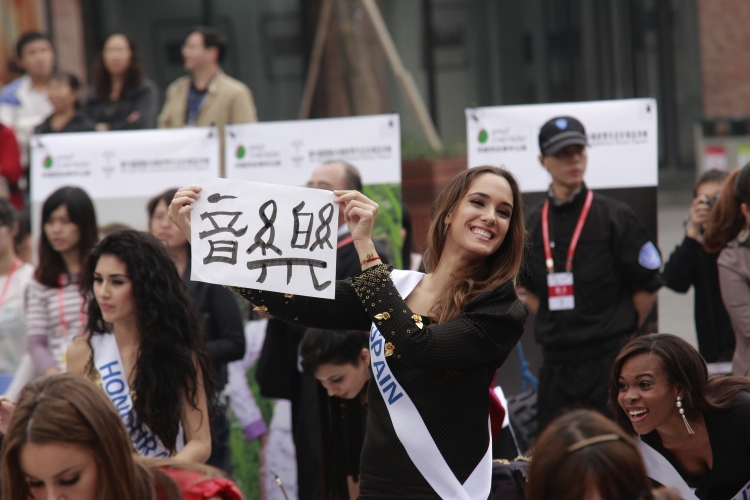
[158,27,257,175]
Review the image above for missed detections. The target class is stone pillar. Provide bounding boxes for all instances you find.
[50,0,87,85]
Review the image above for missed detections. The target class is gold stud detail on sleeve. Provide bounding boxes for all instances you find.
[412,314,424,329]
[374,312,391,320]
[284,293,294,298]
[385,342,395,357]
[253,305,268,313]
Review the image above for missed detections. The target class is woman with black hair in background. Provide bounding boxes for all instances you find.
[148,188,244,471]
[26,187,98,376]
[300,328,370,500]
[86,33,158,131]
[704,163,750,375]
[66,230,214,461]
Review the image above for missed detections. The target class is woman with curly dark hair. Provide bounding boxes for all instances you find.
[86,33,158,131]
[66,229,214,462]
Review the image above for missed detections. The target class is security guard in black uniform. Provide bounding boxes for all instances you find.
[519,116,663,429]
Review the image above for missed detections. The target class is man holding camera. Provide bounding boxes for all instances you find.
[663,169,735,364]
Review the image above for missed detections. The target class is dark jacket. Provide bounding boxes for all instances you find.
[86,80,159,130]
[521,184,663,349]
[229,265,527,499]
[663,235,734,362]
[34,111,95,134]
[183,260,245,389]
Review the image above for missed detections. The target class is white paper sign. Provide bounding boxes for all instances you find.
[30,127,220,203]
[190,175,339,299]
[466,98,658,192]
[225,114,400,185]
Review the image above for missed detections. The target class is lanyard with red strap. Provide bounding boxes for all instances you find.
[541,190,594,273]
[337,235,354,249]
[58,274,86,337]
[0,258,21,308]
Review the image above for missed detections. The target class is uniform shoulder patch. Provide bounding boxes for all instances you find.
[638,241,661,270]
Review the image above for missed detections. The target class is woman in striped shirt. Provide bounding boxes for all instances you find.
[26,186,98,375]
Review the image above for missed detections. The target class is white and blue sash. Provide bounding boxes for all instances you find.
[91,333,184,458]
[369,269,492,500]
[638,439,750,500]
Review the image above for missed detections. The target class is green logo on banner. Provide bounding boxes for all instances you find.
[43,156,53,168]
[236,145,246,159]
[478,129,488,143]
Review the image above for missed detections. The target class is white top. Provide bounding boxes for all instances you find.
[0,262,34,373]
[0,75,53,165]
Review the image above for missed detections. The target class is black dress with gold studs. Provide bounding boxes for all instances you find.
[228,263,527,499]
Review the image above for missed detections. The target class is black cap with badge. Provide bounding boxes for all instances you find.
[538,116,589,156]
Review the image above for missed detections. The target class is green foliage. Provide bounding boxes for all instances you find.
[363,183,403,269]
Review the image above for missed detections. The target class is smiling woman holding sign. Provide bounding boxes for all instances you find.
[612,334,750,500]
[171,166,527,499]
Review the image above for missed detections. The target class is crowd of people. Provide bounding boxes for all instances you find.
[0,26,749,500]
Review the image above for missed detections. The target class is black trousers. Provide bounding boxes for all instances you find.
[537,337,626,432]
[206,400,231,473]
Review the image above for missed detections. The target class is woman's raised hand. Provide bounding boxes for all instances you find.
[334,190,379,248]
[0,396,16,434]
[169,186,202,243]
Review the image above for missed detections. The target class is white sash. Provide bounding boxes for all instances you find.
[639,439,750,500]
[369,269,492,500]
[91,333,184,458]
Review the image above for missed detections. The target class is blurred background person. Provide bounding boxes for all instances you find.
[704,163,750,376]
[0,374,242,500]
[0,32,54,169]
[13,208,32,264]
[148,188,244,471]
[612,334,750,499]
[86,33,158,131]
[34,72,95,134]
[400,206,422,271]
[67,230,215,462]
[0,199,35,400]
[526,409,663,500]
[300,328,370,500]
[663,169,734,365]
[0,124,23,208]
[158,26,257,175]
[26,186,97,376]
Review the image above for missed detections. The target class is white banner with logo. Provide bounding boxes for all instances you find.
[28,127,219,235]
[190,175,339,299]
[224,114,400,185]
[466,98,658,192]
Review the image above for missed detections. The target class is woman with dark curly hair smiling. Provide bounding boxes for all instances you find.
[65,229,214,462]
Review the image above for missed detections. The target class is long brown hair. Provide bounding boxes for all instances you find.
[526,409,654,500]
[422,166,525,324]
[0,374,223,500]
[703,164,750,253]
[609,333,750,434]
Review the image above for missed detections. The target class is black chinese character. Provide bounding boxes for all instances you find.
[310,203,334,251]
[203,240,238,265]
[291,201,313,249]
[246,258,331,291]
[247,200,282,256]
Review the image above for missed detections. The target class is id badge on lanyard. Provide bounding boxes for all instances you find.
[541,190,593,312]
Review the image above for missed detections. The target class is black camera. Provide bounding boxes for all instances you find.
[700,193,719,209]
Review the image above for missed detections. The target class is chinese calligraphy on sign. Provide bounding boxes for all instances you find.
[190,176,339,299]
